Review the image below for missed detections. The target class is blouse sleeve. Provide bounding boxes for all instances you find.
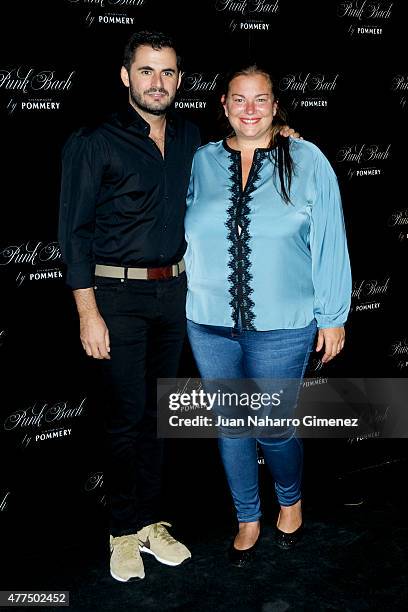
[186,155,196,209]
[309,149,352,329]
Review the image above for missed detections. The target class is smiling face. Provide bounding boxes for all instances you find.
[120,44,181,116]
[222,73,278,146]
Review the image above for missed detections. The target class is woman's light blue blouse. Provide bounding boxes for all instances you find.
[184,137,352,331]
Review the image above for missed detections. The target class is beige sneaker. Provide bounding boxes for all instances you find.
[137,521,191,566]
[109,534,145,582]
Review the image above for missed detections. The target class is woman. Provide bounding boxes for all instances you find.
[184,66,352,567]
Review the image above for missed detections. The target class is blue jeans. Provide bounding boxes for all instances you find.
[187,318,317,522]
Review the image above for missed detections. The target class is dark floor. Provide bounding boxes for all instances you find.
[3,457,408,612]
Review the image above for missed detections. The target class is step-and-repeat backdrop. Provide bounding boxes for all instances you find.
[1,0,407,545]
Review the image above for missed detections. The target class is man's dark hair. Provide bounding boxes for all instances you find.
[122,30,181,73]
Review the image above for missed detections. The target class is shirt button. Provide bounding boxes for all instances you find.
[160,254,164,259]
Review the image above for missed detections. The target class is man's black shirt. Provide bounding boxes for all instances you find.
[58,104,201,289]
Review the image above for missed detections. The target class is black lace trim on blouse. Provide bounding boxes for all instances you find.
[225,148,266,330]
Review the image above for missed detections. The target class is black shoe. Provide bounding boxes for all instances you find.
[275,523,303,550]
[228,536,259,568]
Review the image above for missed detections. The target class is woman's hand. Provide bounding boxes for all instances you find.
[315,327,345,363]
[279,125,303,139]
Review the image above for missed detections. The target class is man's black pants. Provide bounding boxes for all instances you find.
[94,272,187,537]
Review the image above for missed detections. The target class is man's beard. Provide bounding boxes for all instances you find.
[130,85,175,116]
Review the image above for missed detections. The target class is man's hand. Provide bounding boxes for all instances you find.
[79,312,110,360]
[73,287,111,360]
[315,327,345,364]
[279,125,303,140]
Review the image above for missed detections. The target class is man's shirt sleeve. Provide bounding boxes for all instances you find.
[58,130,105,289]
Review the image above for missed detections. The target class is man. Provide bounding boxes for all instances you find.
[59,30,300,582]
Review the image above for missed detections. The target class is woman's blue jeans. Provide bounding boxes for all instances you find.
[187,318,317,523]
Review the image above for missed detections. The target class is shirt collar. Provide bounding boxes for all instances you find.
[119,103,176,140]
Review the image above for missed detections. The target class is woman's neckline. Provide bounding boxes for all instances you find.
[222,138,274,155]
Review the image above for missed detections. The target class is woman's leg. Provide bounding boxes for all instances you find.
[217,436,261,519]
[241,319,317,532]
[259,435,304,507]
[258,435,304,533]
[187,320,260,549]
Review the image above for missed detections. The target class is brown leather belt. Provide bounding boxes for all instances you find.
[95,259,185,281]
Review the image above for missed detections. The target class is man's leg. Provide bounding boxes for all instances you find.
[136,273,187,526]
[94,277,156,580]
[135,272,192,565]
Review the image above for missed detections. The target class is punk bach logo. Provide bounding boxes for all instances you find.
[336,144,391,179]
[0,240,63,288]
[84,472,107,506]
[278,73,340,111]
[215,0,279,33]
[387,208,408,243]
[0,66,76,114]
[175,73,221,111]
[350,276,390,313]
[337,1,393,37]
[3,398,87,448]
[215,0,279,14]
[389,339,408,370]
[66,0,148,27]
[391,75,408,111]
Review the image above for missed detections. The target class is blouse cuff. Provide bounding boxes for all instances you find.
[315,314,347,329]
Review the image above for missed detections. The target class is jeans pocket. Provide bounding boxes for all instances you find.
[94,277,124,292]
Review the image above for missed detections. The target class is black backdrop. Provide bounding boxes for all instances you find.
[1,0,407,547]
